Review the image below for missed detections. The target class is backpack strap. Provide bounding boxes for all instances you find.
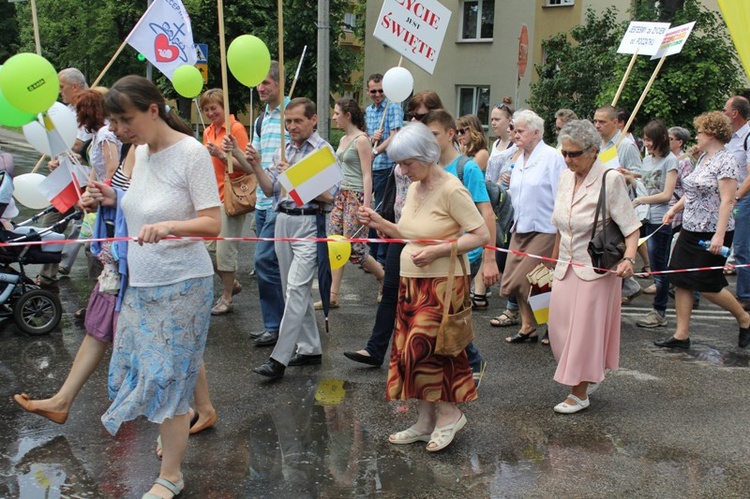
[744,131,749,152]
[254,113,265,140]
[456,155,470,184]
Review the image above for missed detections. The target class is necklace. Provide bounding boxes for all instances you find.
[412,175,445,213]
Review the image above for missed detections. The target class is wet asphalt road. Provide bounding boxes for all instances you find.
[2,129,750,498]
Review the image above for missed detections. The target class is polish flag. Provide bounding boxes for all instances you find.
[37,157,90,213]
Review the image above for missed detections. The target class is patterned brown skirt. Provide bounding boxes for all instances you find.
[386,276,478,403]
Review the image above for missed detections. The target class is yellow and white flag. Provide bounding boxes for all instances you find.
[529,291,552,325]
[598,146,620,169]
[277,147,342,207]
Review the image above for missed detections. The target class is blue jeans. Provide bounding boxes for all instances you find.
[368,169,392,264]
[255,209,285,331]
[645,222,672,314]
[364,242,404,364]
[734,196,750,301]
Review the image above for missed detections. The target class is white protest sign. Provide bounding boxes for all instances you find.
[650,22,696,60]
[372,0,451,74]
[617,21,671,56]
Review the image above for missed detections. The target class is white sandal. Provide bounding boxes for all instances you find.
[426,413,467,452]
[553,394,590,414]
[389,425,432,445]
[142,473,184,498]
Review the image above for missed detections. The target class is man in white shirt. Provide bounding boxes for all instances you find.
[724,96,750,308]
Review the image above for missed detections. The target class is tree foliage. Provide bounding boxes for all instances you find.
[528,0,744,140]
[8,0,359,118]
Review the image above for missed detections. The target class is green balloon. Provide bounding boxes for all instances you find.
[227,35,271,87]
[0,53,59,115]
[172,65,204,99]
[0,66,36,127]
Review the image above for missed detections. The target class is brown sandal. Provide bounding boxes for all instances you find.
[490,310,519,327]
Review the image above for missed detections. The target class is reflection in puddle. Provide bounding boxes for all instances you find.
[683,347,750,367]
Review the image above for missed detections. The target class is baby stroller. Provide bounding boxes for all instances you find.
[0,171,76,335]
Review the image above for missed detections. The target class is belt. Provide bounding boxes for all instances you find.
[277,205,320,216]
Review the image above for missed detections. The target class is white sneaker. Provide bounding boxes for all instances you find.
[636,310,668,328]
[553,394,590,414]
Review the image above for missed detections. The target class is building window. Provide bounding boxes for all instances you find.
[545,0,574,6]
[343,13,357,33]
[457,86,491,126]
[460,0,494,41]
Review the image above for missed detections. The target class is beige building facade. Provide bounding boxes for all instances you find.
[363,0,727,130]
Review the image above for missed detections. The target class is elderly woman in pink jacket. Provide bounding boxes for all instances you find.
[548,120,641,414]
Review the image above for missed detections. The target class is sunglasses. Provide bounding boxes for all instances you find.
[369,89,384,95]
[560,149,585,158]
[457,128,469,135]
[407,111,428,122]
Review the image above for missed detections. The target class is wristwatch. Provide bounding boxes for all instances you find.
[623,257,636,265]
[372,147,379,157]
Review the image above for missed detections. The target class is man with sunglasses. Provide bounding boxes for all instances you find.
[365,73,404,265]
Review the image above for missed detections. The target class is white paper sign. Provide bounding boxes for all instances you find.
[650,22,696,60]
[372,0,451,74]
[617,21,671,56]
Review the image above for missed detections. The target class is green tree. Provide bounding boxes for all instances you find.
[529,0,744,140]
[10,0,359,119]
[0,2,20,64]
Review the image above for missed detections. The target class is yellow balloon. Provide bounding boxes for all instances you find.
[328,235,351,269]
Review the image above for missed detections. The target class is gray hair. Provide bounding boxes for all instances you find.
[513,109,544,134]
[58,67,88,89]
[386,122,440,164]
[668,126,690,145]
[558,120,601,152]
[268,60,281,84]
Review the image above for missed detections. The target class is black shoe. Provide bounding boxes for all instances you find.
[739,327,750,348]
[343,351,382,367]
[250,329,276,340]
[654,336,690,349]
[288,353,322,366]
[253,358,285,379]
[253,330,279,347]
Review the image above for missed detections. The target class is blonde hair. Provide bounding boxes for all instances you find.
[456,114,487,158]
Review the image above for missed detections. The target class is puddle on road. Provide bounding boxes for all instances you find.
[649,344,750,368]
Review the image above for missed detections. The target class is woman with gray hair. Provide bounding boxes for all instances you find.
[502,110,566,345]
[358,122,489,452]
[548,120,641,413]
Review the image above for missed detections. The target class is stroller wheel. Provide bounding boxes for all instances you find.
[13,289,62,335]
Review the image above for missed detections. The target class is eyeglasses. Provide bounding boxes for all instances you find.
[369,89,384,95]
[560,149,585,158]
[457,128,469,135]
[407,111,428,122]
[669,136,679,141]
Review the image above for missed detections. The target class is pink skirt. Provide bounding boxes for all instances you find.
[548,267,621,386]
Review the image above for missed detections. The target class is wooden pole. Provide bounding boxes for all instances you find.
[611,50,639,107]
[616,55,667,148]
[92,40,129,88]
[30,0,41,56]
[278,0,286,163]
[287,45,308,99]
[30,154,46,174]
[217,0,233,173]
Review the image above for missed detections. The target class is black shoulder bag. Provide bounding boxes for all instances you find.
[588,169,626,274]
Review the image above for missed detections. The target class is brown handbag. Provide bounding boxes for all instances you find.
[223,171,257,217]
[435,242,476,357]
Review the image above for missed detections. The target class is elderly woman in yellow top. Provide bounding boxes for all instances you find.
[548,120,641,414]
[358,122,489,452]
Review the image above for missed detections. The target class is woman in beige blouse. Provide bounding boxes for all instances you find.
[549,120,641,414]
[358,122,489,452]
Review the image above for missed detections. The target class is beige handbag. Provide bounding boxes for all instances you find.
[435,242,475,356]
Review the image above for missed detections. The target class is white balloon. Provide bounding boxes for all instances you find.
[21,102,78,157]
[13,173,49,209]
[382,67,414,103]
